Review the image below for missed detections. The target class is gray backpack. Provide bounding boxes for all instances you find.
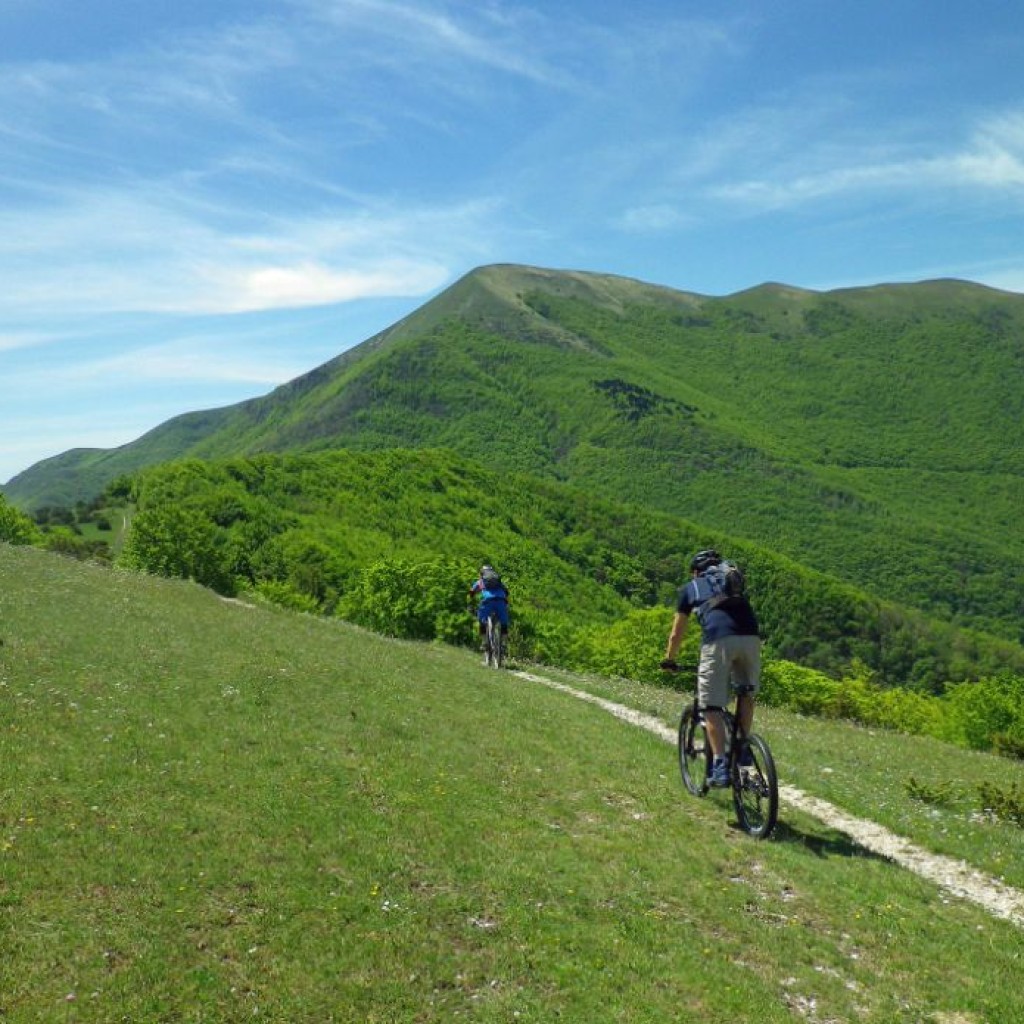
[701,560,746,610]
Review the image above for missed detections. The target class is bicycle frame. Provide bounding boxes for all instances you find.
[677,679,778,839]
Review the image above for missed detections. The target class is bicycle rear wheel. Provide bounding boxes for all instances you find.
[732,733,778,839]
[678,705,710,796]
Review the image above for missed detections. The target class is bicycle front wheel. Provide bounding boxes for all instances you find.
[732,733,779,839]
[678,706,710,796]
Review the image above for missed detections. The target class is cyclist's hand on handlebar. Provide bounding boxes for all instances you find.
[659,658,679,672]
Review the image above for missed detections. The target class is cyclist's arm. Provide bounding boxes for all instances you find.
[664,611,689,662]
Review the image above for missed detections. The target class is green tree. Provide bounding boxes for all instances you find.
[0,495,40,545]
[570,606,682,683]
[119,504,235,595]
[941,674,1024,751]
[339,558,473,644]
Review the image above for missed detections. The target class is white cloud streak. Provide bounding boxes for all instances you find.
[709,109,1024,211]
[66,342,308,387]
[204,260,450,314]
[298,0,574,89]
[0,331,58,353]
[0,180,494,315]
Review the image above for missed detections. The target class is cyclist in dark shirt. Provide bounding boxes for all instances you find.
[661,549,761,787]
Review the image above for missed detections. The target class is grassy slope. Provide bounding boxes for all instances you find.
[2,543,1023,1022]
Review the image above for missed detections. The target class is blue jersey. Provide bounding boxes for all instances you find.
[471,576,509,626]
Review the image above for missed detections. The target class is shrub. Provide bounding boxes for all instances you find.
[760,660,839,716]
[41,527,111,563]
[940,674,1024,751]
[992,732,1024,761]
[759,659,948,740]
[977,781,1024,827]
[0,495,40,545]
[905,776,957,807]
[339,558,474,645]
[569,606,687,683]
[509,607,577,666]
[118,504,236,596]
[254,580,322,614]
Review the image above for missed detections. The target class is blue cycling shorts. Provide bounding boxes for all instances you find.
[477,598,509,627]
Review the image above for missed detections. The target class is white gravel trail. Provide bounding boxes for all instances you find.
[514,670,1024,929]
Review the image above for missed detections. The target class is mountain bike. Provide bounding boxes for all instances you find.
[483,612,505,669]
[676,677,779,839]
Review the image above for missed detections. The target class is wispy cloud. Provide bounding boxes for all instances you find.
[0,179,500,315]
[0,330,58,353]
[300,0,574,89]
[709,108,1024,211]
[0,332,312,413]
[614,204,697,234]
[67,339,310,387]
[203,260,449,314]
[948,112,1024,187]
[0,3,548,320]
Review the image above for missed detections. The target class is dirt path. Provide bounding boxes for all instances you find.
[515,670,1024,929]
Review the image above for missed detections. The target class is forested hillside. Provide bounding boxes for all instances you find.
[109,448,1024,692]
[6,265,1023,646]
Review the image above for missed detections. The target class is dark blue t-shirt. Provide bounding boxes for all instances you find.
[677,575,759,642]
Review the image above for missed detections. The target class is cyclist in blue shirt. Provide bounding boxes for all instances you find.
[469,564,510,642]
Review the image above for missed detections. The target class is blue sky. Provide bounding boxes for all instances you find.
[2,1,1023,486]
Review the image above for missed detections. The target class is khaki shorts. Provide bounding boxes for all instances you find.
[697,634,761,709]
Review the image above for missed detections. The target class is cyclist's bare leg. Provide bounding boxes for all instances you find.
[737,692,755,738]
[705,709,727,758]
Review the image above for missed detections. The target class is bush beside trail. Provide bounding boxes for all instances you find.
[759,660,1024,758]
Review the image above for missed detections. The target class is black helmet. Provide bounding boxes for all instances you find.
[689,549,721,573]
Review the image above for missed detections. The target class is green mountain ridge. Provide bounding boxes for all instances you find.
[6,264,1023,643]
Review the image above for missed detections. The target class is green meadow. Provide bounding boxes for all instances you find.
[2,543,1023,1022]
